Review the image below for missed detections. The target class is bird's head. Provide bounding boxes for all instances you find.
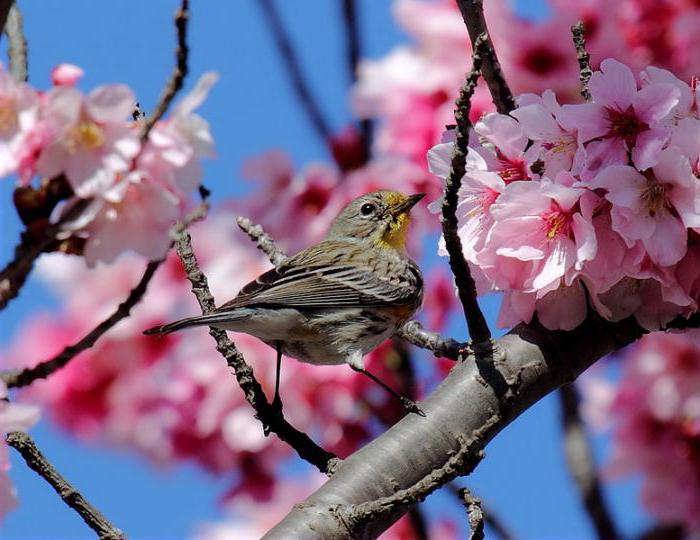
[326,191,425,250]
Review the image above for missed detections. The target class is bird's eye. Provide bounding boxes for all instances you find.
[360,203,376,216]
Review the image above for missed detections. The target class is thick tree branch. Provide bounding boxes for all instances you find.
[571,22,592,102]
[6,431,125,539]
[4,3,27,82]
[1,260,162,388]
[142,0,189,142]
[455,0,515,114]
[258,0,333,143]
[262,312,665,538]
[174,229,339,474]
[441,35,492,347]
[558,384,620,540]
[237,215,463,358]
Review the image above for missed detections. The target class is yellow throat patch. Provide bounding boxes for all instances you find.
[378,193,412,250]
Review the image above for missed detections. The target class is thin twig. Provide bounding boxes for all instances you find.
[236,216,287,267]
[455,0,515,114]
[448,484,516,540]
[258,0,333,143]
[396,320,462,360]
[440,35,492,347]
[5,3,27,82]
[559,384,620,540]
[458,487,485,540]
[6,431,125,539]
[408,507,429,540]
[341,0,372,158]
[0,197,89,312]
[141,0,190,142]
[571,22,592,102]
[174,229,339,473]
[2,260,162,388]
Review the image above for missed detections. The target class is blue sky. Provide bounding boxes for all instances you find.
[0,1,650,538]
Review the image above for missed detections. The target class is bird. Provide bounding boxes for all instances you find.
[144,191,425,414]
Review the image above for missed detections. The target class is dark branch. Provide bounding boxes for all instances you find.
[408,507,429,540]
[258,0,333,143]
[142,0,190,142]
[6,431,125,539]
[440,35,492,347]
[174,229,339,474]
[1,260,162,388]
[0,197,89,312]
[458,486,485,540]
[571,22,592,102]
[558,384,620,540]
[455,0,515,114]
[0,0,12,35]
[4,3,27,82]
[341,0,372,157]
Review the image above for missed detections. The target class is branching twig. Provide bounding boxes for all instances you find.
[455,0,515,114]
[258,0,333,143]
[1,260,162,388]
[174,229,339,474]
[141,0,190,142]
[6,431,125,539]
[559,384,620,540]
[458,486,485,540]
[0,197,89,312]
[571,22,592,102]
[341,0,372,157]
[440,35,492,347]
[5,3,27,82]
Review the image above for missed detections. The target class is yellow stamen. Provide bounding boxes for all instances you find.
[0,97,18,133]
[67,121,104,153]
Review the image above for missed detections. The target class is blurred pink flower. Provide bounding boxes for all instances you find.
[584,331,700,531]
[50,64,84,87]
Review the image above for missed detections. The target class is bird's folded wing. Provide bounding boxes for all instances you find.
[217,263,415,310]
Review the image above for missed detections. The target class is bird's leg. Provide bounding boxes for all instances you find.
[271,341,283,415]
[350,366,425,416]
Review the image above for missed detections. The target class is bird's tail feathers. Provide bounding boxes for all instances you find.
[143,311,244,336]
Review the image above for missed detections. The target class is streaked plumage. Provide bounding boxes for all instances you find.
[145,191,425,372]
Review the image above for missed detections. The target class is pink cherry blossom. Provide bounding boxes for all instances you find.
[560,58,679,176]
[0,67,39,180]
[590,147,700,267]
[36,83,140,197]
[50,64,84,87]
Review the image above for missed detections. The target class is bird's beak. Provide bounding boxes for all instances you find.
[392,193,425,216]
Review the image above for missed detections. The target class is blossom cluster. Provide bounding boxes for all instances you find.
[354,0,700,166]
[582,331,700,531]
[0,63,216,266]
[430,58,700,331]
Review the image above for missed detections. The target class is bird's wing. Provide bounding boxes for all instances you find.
[217,242,420,310]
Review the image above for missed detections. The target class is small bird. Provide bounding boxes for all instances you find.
[144,191,425,414]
